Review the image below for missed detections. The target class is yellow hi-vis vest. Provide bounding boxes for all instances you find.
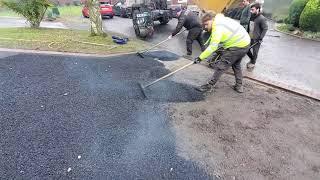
[199,14,251,60]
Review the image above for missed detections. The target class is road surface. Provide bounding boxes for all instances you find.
[100,17,320,94]
[0,51,214,179]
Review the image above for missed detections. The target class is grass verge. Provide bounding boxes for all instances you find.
[276,24,320,41]
[0,28,146,54]
[57,5,83,17]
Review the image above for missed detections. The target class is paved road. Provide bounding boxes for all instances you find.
[0,51,213,179]
[102,17,201,56]
[1,16,319,93]
[99,17,320,94]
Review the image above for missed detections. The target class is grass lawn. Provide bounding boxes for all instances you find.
[276,24,320,40]
[0,5,82,18]
[0,28,146,54]
[0,8,19,17]
[57,5,83,17]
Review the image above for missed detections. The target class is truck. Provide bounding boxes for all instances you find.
[193,0,239,14]
[131,0,172,38]
[131,0,243,38]
[113,0,135,18]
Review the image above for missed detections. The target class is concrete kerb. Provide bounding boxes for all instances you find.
[226,71,320,102]
[159,49,320,101]
[0,47,143,59]
[1,47,319,101]
[166,56,320,101]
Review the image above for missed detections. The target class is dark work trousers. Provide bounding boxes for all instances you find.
[241,24,250,33]
[186,27,205,55]
[247,39,261,64]
[210,46,250,86]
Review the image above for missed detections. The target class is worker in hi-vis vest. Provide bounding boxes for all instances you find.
[194,13,250,93]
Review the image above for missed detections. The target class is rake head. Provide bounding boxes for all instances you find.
[138,82,147,99]
[136,52,145,58]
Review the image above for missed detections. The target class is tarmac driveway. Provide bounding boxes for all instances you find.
[0,51,213,179]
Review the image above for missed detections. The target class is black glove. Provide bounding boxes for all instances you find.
[194,57,202,64]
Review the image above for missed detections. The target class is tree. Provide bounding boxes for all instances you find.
[86,0,107,37]
[288,0,309,27]
[1,0,51,28]
[300,0,320,32]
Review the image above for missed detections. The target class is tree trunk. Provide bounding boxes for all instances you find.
[87,0,107,37]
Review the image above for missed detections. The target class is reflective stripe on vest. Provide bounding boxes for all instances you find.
[205,23,246,46]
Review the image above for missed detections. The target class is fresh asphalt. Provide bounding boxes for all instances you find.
[0,51,213,179]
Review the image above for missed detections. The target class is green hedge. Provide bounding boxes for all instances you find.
[288,0,309,27]
[300,0,320,32]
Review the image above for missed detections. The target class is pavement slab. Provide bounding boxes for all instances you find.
[0,51,214,179]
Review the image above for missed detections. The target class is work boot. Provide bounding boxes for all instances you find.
[246,62,255,69]
[183,54,192,60]
[196,82,214,93]
[233,85,244,93]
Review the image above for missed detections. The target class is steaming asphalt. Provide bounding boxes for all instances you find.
[0,51,214,179]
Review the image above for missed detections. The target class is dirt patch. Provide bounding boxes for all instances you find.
[169,78,320,180]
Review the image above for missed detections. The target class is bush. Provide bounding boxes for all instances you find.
[284,17,290,24]
[287,24,296,31]
[288,0,309,27]
[300,0,320,32]
[0,0,52,28]
[52,7,60,17]
[46,10,56,21]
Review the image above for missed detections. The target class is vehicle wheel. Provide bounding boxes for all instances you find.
[120,9,127,18]
[134,25,140,37]
[160,17,169,25]
[132,10,140,20]
[83,13,89,18]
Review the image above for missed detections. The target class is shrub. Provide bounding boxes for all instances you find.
[1,0,52,28]
[287,24,296,31]
[288,0,309,27]
[284,17,290,24]
[52,6,60,17]
[46,10,56,21]
[300,0,320,32]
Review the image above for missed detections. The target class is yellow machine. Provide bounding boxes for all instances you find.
[193,0,240,13]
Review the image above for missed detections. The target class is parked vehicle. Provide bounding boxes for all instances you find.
[113,0,132,18]
[132,0,172,38]
[82,0,114,19]
[187,5,201,16]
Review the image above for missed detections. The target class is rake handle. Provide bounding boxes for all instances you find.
[143,61,194,88]
[138,29,187,54]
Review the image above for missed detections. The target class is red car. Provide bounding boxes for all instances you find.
[82,0,114,19]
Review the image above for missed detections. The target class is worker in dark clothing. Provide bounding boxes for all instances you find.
[247,3,268,69]
[169,8,205,58]
[240,0,251,32]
